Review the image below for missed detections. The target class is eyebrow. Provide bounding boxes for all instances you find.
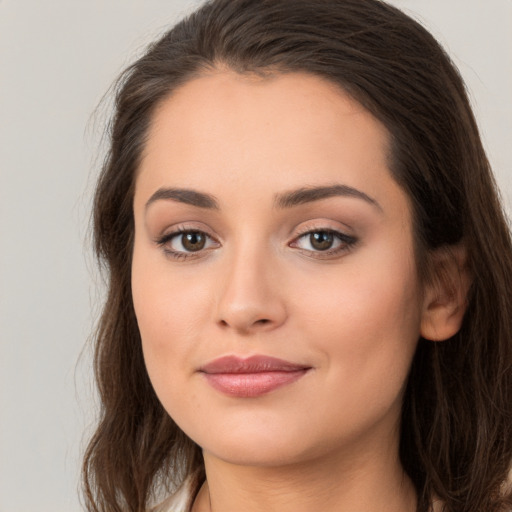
[145,187,220,210]
[274,184,382,211]
[145,184,382,212]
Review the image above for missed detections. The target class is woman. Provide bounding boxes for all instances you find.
[82,0,512,511]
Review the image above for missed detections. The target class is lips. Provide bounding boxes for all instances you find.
[199,355,311,398]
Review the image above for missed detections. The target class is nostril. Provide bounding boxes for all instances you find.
[217,317,274,333]
[218,317,271,329]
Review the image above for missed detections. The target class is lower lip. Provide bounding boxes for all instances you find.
[202,369,309,398]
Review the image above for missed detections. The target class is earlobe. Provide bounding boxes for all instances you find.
[420,244,471,342]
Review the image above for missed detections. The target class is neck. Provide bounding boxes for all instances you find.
[192,436,417,512]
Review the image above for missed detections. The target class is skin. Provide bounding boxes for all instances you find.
[131,70,458,511]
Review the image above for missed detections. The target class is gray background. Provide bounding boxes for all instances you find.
[1,1,511,510]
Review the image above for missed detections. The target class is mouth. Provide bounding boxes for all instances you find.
[198,355,312,398]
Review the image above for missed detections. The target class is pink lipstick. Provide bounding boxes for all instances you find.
[199,355,311,398]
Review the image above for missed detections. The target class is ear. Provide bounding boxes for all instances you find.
[420,244,471,342]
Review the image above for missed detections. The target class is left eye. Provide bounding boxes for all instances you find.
[292,230,356,253]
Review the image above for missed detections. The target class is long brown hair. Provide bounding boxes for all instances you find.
[83,1,512,511]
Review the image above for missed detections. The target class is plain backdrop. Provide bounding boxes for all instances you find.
[0,1,511,510]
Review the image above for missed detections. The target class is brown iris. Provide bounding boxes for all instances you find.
[310,231,334,251]
[181,232,206,251]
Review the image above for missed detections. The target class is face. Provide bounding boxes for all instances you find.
[132,70,425,468]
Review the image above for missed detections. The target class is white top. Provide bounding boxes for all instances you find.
[150,476,196,512]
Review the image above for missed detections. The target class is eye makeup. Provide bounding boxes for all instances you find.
[154,223,358,262]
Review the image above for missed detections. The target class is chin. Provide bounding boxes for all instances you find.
[175,411,308,467]
[183,414,349,470]
[203,437,318,468]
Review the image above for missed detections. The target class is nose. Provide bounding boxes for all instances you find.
[215,242,287,335]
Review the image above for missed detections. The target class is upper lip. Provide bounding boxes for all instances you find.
[199,355,311,374]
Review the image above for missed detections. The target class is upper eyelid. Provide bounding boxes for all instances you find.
[154,221,354,240]
[154,212,359,237]
[292,221,355,239]
[295,226,349,236]
[155,222,217,240]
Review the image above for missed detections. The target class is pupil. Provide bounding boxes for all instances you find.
[182,232,205,251]
[310,231,334,251]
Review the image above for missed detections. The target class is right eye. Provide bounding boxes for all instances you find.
[156,229,219,259]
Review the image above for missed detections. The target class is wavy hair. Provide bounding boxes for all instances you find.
[83,1,512,511]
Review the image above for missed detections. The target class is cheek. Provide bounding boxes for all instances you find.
[300,260,419,323]
[293,248,422,401]
[132,230,214,336]
[131,243,213,403]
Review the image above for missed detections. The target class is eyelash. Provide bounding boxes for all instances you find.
[155,227,358,261]
[155,227,219,261]
[291,228,358,259]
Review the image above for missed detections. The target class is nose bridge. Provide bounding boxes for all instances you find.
[215,233,286,333]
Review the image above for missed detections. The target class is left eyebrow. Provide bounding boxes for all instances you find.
[274,184,382,212]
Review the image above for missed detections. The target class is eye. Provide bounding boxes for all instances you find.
[291,229,357,257]
[156,229,219,259]
[175,231,208,252]
[305,231,336,251]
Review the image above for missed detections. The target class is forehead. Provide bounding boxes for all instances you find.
[135,69,405,218]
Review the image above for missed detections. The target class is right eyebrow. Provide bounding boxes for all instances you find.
[145,187,220,211]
